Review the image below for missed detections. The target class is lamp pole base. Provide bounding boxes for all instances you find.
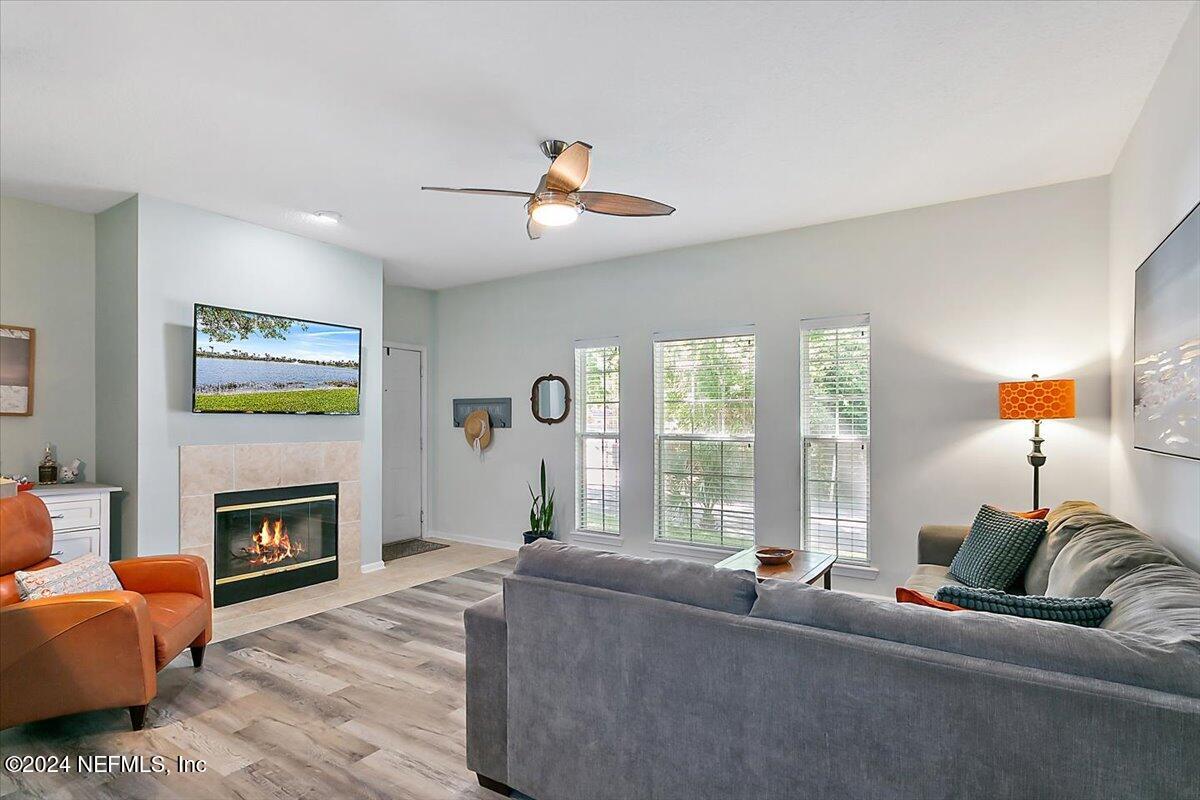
[1027,418,1046,509]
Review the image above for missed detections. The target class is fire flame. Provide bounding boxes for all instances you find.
[247,515,304,565]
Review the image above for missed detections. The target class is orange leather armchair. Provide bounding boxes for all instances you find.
[0,493,212,731]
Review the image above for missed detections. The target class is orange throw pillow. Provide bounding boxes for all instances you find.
[1010,507,1049,520]
[895,587,965,611]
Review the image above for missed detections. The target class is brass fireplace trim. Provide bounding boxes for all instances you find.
[214,554,338,585]
[215,494,337,514]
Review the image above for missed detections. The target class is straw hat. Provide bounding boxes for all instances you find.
[463,409,492,452]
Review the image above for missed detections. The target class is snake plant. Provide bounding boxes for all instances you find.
[527,459,555,535]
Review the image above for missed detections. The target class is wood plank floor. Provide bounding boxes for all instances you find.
[0,561,516,800]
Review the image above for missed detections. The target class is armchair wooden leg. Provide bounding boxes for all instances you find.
[190,644,206,668]
[128,704,148,731]
[475,774,512,796]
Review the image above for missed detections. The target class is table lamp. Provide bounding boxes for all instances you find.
[998,374,1075,509]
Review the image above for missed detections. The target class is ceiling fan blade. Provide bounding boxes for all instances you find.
[421,186,533,198]
[527,217,545,240]
[544,141,592,193]
[577,191,675,217]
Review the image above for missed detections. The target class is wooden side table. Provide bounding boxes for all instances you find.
[715,547,837,588]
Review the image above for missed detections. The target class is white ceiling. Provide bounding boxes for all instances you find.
[0,1,1191,289]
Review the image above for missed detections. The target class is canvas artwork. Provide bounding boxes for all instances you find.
[0,326,35,416]
[1134,203,1200,460]
[193,305,361,415]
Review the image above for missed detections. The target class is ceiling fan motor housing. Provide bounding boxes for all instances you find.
[539,139,571,160]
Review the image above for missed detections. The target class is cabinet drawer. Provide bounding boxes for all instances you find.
[45,498,102,532]
[52,529,101,563]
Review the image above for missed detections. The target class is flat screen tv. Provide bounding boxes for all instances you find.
[192,304,361,415]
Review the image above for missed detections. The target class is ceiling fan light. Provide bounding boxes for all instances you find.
[530,199,580,227]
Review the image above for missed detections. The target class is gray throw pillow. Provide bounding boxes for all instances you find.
[1100,563,1200,642]
[948,505,1046,590]
[1024,500,1103,595]
[1045,526,1182,598]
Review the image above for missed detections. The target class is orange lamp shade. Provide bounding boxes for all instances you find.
[998,378,1076,420]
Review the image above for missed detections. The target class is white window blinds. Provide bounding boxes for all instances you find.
[575,342,620,534]
[802,316,871,563]
[653,332,755,548]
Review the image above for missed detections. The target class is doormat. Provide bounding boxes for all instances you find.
[382,538,449,562]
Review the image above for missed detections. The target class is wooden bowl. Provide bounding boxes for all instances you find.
[755,547,795,566]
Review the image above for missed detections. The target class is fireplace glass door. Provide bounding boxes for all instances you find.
[213,482,338,607]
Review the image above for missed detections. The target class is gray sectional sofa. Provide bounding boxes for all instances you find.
[465,506,1200,800]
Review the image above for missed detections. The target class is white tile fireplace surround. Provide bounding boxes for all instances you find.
[178,441,363,599]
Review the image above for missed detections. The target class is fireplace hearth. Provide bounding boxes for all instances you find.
[213,482,338,607]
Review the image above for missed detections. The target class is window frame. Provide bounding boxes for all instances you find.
[651,325,757,551]
[574,337,621,537]
[800,314,871,565]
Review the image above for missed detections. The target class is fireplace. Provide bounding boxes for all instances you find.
[213,483,338,607]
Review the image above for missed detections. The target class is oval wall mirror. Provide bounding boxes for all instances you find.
[531,374,571,425]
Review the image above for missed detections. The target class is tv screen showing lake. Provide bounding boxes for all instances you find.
[193,305,360,414]
[195,357,359,393]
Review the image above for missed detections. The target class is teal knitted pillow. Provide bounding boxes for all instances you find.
[948,505,1047,590]
[935,585,1112,627]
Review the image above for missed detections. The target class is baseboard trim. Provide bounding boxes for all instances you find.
[427,530,520,551]
[360,561,386,574]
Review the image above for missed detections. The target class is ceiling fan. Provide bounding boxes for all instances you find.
[422,140,675,240]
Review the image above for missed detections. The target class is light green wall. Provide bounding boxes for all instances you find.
[95,196,139,557]
[0,196,96,477]
[384,284,434,347]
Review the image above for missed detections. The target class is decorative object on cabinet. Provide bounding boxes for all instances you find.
[1134,201,1199,461]
[531,374,571,424]
[998,374,1076,508]
[464,410,493,456]
[453,397,512,428]
[37,444,58,485]
[0,325,35,416]
[60,458,83,484]
[29,483,121,563]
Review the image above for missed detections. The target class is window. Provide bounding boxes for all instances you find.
[654,331,755,548]
[801,315,871,563]
[575,341,620,534]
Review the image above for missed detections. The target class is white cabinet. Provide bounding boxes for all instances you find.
[52,529,102,562]
[29,483,120,563]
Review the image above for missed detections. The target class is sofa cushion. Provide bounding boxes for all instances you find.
[750,579,1200,698]
[1046,523,1182,599]
[514,539,758,615]
[1025,501,1109,595]
[143,592,208,670]
[903,564,967,596]
[1101,563,1200,643]
[948,505,1046,590]
[934,586,1112,627]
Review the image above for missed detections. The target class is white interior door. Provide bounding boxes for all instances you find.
[382,345,424,544]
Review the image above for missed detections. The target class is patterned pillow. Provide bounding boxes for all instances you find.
[14,553,121,601]
[949,505,1047,590]
[935,585,1112,627]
